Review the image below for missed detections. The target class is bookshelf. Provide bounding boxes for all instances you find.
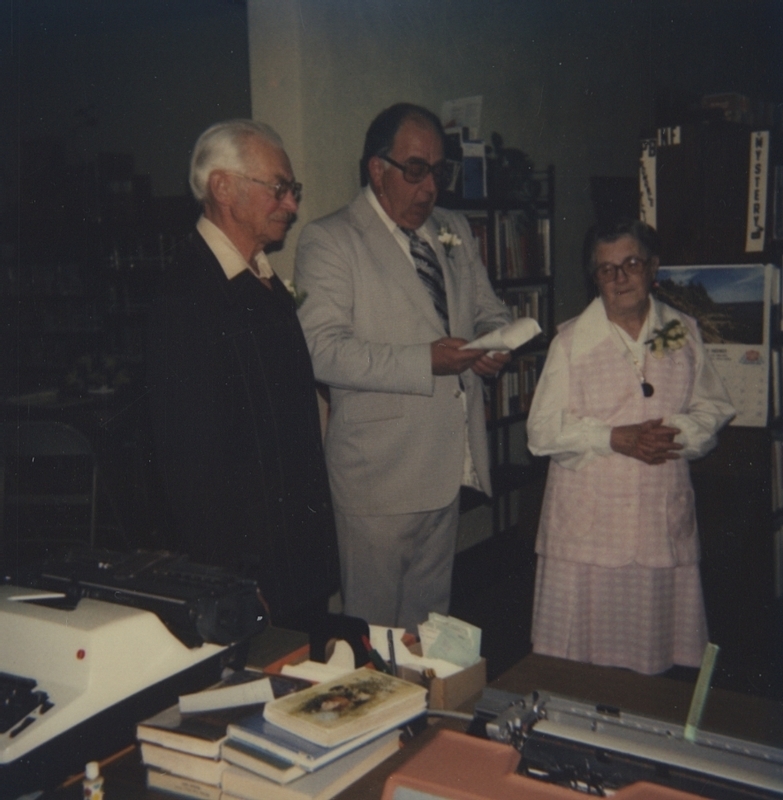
[440,164,554,541]
[645,115,783,692]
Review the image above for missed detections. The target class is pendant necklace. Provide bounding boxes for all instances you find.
[611,319,654,398]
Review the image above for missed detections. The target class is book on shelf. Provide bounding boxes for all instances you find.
[465,211,489,270]
[261,667,427,748]
[537,216,551,276]
[222,737,307,784]
[226,704,418,773]
[146,768,222,800]
[220,728,401,800]
[140,741,226,785]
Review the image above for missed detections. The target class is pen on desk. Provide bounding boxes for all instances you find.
[387,628,397,677]
[361,634,391,674]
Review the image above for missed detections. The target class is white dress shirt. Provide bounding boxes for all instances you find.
[196,215,274,280]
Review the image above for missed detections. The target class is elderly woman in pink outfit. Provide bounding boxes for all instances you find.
[526,219,735,675]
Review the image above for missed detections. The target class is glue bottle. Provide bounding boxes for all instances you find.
[83,761,104,800]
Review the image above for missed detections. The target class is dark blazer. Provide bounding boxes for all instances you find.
[147,231,339,622]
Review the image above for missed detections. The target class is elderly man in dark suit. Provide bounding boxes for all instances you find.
[295,104,511,632]
[147,119,338,630]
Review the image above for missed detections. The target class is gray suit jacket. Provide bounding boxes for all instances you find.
[295,191,511,515]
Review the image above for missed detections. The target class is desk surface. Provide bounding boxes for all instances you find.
[333,652,783,800]
[47,643,783,800]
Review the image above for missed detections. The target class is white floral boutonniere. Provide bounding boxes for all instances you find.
[645,319,687,358]
[437,224,462,257]
[282,278,307,308]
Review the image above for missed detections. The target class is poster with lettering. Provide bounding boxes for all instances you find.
[655,264,772,427]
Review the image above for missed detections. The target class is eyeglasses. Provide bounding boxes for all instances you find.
[231,173,302,203]
[380,156,455,190]
[594,256,649,284]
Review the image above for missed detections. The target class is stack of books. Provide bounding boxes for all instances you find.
[137,702,245,800]
[137,667,427,800]
[221,668,427,800]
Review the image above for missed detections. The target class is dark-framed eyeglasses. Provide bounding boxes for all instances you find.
[594,256,649,284]
[380,155,455,190]
[231,172,302,203]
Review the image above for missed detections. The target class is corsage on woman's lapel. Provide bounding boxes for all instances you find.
[645,319,687,358]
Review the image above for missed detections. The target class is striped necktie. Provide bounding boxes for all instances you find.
[401,227,450,334]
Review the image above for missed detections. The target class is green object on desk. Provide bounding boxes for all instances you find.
[684,642,720,742]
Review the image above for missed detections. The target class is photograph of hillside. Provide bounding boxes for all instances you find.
[654,265,767,345]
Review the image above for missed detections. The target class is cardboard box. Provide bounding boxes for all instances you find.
[260,637,486,711]
[399,643,486,711]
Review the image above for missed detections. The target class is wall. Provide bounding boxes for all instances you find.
[2,0,251,199]
[4,0,780,317]
[248,0,782,321]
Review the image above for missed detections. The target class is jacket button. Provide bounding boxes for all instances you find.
[454,390,461,398]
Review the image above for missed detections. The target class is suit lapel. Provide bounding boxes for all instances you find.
[348,193,446,334]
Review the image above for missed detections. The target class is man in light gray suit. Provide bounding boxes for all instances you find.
[295,103,511,632]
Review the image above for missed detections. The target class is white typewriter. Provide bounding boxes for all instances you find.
[0,549,267,799]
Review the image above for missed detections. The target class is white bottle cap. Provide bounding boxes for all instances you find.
[85,761,100,780]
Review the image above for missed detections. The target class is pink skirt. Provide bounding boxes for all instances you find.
[531,556,708,675]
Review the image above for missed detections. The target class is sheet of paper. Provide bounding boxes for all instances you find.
[281,660,353,683]
[418,613,482,668]
[441,95,483,140]
[460,317,542,352]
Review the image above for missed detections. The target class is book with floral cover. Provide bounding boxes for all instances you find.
[261,668,426,748]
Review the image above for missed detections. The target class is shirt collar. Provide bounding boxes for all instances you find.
[363,185,435,240]
[571,296,664,360]
[196,215,274,280]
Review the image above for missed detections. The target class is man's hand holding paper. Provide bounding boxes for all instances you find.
[460,317,542,353]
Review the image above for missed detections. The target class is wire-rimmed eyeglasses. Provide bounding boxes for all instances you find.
[230,172,302,203]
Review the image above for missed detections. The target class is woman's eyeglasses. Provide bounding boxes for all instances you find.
[594,256,649,284]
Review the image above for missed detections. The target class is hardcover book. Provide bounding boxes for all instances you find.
[261,668,426,748]
[137,703,254,759]
[221,738,306,784]
[146,767,222,800]
[226,708,415,772]
[137,673,310,757]
[140,741,226,785]
[220,728,400,800]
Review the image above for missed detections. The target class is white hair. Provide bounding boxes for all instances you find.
[189,119,285,202]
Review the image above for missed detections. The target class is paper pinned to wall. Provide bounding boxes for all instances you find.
[441,96,483,140]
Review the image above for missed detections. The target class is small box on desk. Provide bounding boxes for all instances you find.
[252,626,486,711]
[399,643,486,711]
